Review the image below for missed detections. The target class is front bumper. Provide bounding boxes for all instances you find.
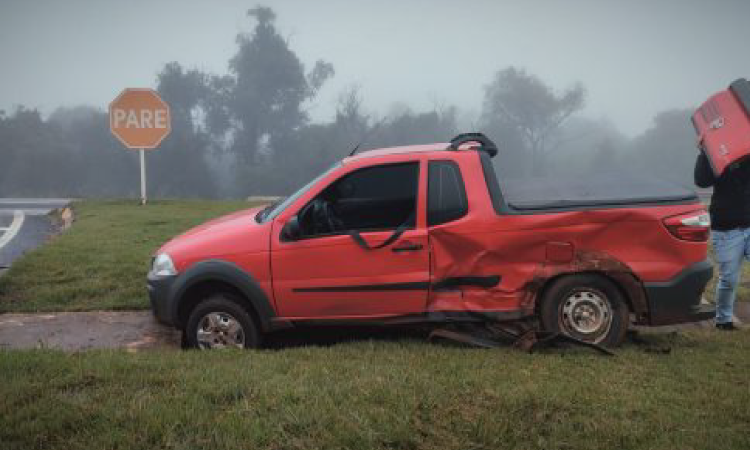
[147,271,178,326]
[643,259,714,326]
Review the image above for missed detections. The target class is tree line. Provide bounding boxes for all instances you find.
[0,6,700,199]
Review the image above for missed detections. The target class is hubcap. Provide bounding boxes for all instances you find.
[196,312,245,349]
[560,289,612,342]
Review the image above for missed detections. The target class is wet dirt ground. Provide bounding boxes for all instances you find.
[0,311,431,351]
[0,311,182,351]
[0,303,748,351]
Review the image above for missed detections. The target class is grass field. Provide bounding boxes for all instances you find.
[1,330,750,450]
[0,200,253,313]
[0,199,746,313]
[1,200,750,449]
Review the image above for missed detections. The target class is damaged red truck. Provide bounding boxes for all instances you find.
[148,132,714,349]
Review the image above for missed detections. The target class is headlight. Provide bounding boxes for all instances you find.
[152,254,177,277]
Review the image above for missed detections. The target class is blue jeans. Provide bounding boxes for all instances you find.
[712,227,750,323]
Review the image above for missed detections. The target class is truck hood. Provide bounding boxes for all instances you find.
[178,207,265,239]
[156,206,270,269]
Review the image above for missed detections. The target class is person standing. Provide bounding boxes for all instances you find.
[694,151,750,330]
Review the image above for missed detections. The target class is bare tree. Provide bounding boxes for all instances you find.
[482,67,585,175]
[335,85,369,141]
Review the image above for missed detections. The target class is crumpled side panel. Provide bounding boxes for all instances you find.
[428,227,544,314]
[425,206,693,319]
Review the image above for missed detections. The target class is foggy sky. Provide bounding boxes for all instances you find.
[1,0,749,136]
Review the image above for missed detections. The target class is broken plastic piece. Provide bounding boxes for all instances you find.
[427,322,614,356]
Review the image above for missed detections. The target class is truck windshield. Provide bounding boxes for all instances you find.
[257,162,342,223]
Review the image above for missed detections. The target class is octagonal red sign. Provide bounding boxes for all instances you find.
[109,88,171,149]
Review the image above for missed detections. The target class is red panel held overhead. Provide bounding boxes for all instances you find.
[693,78,750,176]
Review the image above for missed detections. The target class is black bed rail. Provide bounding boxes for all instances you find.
[730,78,750,118]
[447,132,498,158]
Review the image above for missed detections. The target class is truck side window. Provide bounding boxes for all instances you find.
[428,160,468,226]
[300,162,419,237]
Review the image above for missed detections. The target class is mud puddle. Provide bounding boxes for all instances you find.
[0,311,181,351]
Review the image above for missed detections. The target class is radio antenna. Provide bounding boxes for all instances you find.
[347,116,389,157]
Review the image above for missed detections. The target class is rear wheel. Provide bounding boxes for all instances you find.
[539,274,629,347]
[185,295,261,349]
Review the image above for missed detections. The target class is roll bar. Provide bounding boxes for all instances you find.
[447,132,498,158]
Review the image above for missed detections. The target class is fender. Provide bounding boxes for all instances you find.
[521,250,650,322]
[168,259,281,331]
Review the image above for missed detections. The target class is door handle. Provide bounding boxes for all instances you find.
[391,243,423,253]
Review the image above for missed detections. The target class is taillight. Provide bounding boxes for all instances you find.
[663,211,711,242]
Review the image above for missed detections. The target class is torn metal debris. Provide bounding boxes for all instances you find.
[428,322,614,356]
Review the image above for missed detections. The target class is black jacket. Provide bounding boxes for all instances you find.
[694,152,750,230]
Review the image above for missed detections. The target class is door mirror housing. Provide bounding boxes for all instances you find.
[281,216,302,241]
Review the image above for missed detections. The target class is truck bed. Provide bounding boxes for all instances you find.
[502,172,698,211]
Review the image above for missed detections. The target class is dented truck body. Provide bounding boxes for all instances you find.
[149,134,714,348]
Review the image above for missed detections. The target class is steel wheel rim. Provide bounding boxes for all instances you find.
[560,289,612,343]
[196,312,245,349]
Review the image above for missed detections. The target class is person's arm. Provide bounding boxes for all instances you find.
[694,152,716,188]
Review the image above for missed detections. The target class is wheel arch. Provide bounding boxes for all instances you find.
[534,270,645,319]
[534,270,636,346]
[170,259,279,332]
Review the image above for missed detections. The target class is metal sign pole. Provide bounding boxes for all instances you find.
[140,149,147,205]
[109,89,169,205]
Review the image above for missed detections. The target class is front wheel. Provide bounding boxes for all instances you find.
[185,295,261,350]
[539,274,629,347]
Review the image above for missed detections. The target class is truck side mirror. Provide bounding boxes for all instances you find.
[281,216,302,241]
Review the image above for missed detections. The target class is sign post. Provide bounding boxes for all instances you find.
[109,88,171,205]
[140,149,147,204]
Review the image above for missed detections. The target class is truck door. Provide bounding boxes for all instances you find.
[271,161,430,319]
[424,158,506,311]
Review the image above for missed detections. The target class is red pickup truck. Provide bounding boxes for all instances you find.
[148,133,713,349]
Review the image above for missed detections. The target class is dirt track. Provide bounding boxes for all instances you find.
[0,303,748,351]
[0,311,181,351]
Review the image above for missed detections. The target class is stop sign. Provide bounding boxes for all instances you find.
[109,88,171,149]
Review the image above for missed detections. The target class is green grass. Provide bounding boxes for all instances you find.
[0,200,253,312]
[0,199,747,313]
[0,199,745,313]
[1,330,749,450]
[1,201,750,449]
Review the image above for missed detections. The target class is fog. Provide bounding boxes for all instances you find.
[1,0,749,199]
[3,0,749,135]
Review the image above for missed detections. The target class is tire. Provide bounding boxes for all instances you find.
[185,294,261,350]
[539,274,629,347]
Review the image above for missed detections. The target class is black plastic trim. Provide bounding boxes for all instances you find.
[447,132,498,157]
[294,282,430,293]
[729,78,750,118]
[643,259,714,326]
[147,274,176,325]
[432,275,501,290]
[293,275,501,293]
[148,259,280,332]
[479,152,506,215]
[507,195,698,212]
